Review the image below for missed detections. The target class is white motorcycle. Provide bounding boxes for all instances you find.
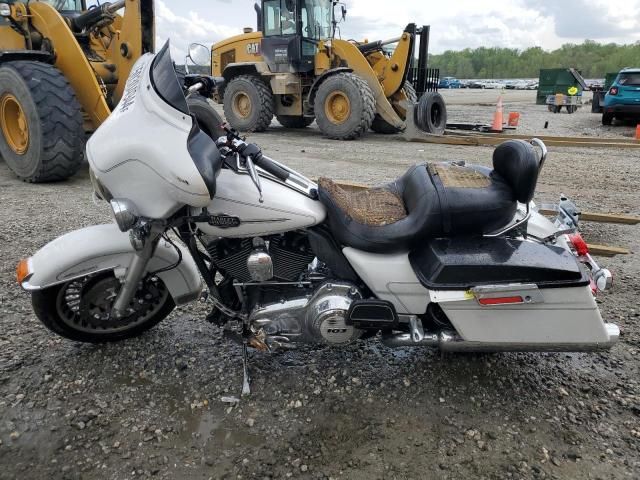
[17,43,618,393]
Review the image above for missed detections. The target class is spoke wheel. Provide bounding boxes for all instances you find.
[55,273,169,335]
[0,94,29,154]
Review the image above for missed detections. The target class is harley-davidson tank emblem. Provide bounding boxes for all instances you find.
[208,215,241,228]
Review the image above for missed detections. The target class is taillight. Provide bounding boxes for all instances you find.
[609,86,619,95]
[568,233,589,256]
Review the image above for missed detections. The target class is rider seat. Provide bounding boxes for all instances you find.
[318,140,541,253]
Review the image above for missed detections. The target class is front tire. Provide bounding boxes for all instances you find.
[32,272,175,343]
[223,74,274,132]
[0,61,84,182]
[314,72,375,140]
[602,112,614,125]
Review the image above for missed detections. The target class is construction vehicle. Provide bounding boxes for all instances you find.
[210,0,445,140]
[0,0,221,183]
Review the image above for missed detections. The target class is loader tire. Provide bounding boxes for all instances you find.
[371,82,418,134]
[276,115,314,128]
[314,72,375,140]
[0,61,84,182]
[414,92,447,135]
[187,94,226,140]
[223,74,274,132]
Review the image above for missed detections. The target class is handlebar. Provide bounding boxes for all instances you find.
[218,127,290,182]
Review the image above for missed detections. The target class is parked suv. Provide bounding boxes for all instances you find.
[602,68,640,125]
[438,77,462,89]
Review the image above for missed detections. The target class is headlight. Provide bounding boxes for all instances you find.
[110,198,139,232]
[0,3,11,17]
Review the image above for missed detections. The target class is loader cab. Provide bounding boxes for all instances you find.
[260,0,333,73]
[42,0,86,13]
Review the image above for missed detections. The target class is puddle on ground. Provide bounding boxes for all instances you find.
[180,409,265,449]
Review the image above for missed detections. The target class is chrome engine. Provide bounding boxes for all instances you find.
[250,281,364,346]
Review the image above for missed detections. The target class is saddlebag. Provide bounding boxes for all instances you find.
[410,236,590,290]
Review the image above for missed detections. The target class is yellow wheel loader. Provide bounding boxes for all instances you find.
[0,1,223,183]
[0,0,155,182]
[211,0,445,140]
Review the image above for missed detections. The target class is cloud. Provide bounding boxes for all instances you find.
[526,0,640,39]
[155,1,240,59]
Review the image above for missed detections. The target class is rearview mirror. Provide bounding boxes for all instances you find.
[187,43,211,67]
[341,5,347,20]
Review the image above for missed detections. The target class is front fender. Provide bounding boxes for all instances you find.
[21,224,202,305]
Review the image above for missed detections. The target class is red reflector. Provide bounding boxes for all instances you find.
[478,296,524,306]
[568,233,589,256]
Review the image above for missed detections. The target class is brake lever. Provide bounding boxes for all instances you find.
[245,155,264,203]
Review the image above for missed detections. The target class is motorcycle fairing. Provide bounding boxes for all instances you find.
[20,224,203,305]
[86,42,215,219]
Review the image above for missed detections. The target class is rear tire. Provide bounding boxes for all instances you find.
[314,72,375,140]
[414,92,447,135]
[223,74,274,132]
[0,61,84,182]
[276,115,314,128]
[370,82,417,134]
[187,94,226,140]
[602,112,614,125]
[31,272,175,343]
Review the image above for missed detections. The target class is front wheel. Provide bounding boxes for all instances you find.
[602,112,614,125]
[31,272,175,343]
[314,72,375,140]
[222,74,274,132]
[0,61,84,182]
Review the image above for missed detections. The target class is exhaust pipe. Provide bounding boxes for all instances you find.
[381,326,619,352]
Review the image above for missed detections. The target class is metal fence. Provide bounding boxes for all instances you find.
[408,67,440,97]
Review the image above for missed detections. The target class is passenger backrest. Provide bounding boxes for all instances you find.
[492,140,540,204]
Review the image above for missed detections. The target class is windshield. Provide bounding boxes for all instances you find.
[618,73,640,86]
[301,0,332,40]
[42,0,84,11]
[150,41,189,115]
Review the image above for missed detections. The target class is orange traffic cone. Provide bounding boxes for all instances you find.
[491,96,503,132]
[636,124,640,140]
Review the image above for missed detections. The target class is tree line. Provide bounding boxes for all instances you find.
[428,40,640,79]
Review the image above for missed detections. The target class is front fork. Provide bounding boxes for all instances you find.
[111,224,164,319]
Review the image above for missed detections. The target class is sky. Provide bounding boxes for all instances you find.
[110,0,640,59]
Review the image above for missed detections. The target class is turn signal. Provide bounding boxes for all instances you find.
[568,233,589,256]
[16,258,31,284]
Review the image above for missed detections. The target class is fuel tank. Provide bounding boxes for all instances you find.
[194,169,326,237]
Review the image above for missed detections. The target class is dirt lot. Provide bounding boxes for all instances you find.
[1,90,640,480]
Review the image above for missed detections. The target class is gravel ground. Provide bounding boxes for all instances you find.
[1,93,640,480]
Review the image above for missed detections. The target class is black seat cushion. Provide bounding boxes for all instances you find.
[318,162,516,253]
[492,140,540,204]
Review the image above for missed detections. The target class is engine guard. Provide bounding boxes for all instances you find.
[19,223,202,305]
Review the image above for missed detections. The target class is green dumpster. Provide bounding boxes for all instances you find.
[537,68,588,106]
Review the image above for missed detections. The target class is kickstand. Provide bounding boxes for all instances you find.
[241,342,251,396]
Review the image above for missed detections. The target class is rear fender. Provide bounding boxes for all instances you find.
[21,224,202,305]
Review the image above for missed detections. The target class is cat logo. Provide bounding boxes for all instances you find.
[246,42,260,55]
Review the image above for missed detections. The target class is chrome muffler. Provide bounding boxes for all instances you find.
[381,325,620,352]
